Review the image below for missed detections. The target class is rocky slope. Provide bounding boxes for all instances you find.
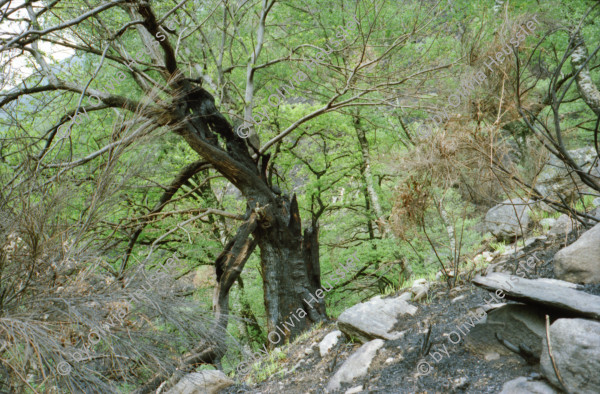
[169,200,600,394]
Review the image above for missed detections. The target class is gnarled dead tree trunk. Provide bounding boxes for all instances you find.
[128,3,329,352]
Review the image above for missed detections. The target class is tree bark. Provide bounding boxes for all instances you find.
[354,115,389,236]
[212,213,259,344]
[257,195,326,345]
[105,2,330,360]
[571,32,600,117]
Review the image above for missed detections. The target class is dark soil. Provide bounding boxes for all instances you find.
[223,228,593,393]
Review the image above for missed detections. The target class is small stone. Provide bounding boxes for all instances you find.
[325,339,384,392]
[484,352,500,361]
[453,377,468,389]
[479,303,505,313]
[448,286,463,298]
[412,288,428,302]
[385,357,394,363]
[344,386,363,394]
[319,331,343,357]
[412,281,430,302]
[451,295,466,303]
[165,371,233,394]
[398,292,412,301]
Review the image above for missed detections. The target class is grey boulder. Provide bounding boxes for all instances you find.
[553,222,600,284]
[484,198,534,241]
[536,147,600,202]
[540,318,600,394]
[547,214,574,238]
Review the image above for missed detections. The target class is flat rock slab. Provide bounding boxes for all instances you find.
[337,295,417,342]
[325,339,384,392]
[472,273,600,320]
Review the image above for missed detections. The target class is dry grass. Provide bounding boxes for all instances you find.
[0,94,236,392]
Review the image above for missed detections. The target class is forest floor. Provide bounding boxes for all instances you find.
[222,229,598,393]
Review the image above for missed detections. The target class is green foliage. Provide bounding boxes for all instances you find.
[490,241,507,254]
[575,195,598,212]
[530,208,562,223]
